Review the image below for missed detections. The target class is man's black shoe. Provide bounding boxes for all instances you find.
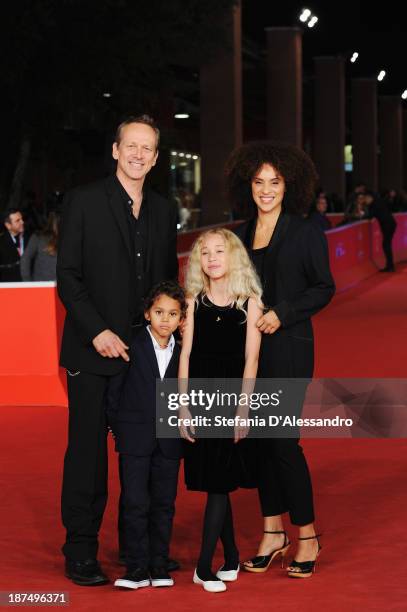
[114,567,150,590]
[65,559,109,586]
[118,552,180,572]
[380,266,395,272]
[150,567,174,587]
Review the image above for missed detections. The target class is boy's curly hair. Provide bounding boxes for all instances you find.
[225,141,318,217]
[144,280,187,318]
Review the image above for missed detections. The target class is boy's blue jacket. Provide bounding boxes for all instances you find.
[107,326,183,458]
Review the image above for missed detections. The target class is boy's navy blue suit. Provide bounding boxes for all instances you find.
[107,327,182,570]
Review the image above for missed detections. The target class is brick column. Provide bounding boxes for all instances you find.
[265,27,302,146]
[351,79,378,191]
[314,57,345,201]
[200,2,242,225]
[403,109,407,191]
[378,96,403,191]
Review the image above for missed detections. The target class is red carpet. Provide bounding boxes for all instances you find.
[1,265,406,611]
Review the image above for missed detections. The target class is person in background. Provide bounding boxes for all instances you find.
[382,188,407,213]
[0,208,28,282]
[20,211,59,281]
[365,191,397,272]
[340,192,367,225]
[308,192,332,231]
[344,183,367,218]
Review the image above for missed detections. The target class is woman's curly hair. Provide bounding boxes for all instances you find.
[225,141,319,217]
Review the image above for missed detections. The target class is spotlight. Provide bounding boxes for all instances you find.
[377,70,386,82]
[350,52,359,63]
[299,8,311,22]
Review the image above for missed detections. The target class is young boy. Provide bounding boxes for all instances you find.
[110,280,186,590]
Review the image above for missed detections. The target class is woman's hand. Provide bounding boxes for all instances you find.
[256,310,281,334]
[178,406,195,443]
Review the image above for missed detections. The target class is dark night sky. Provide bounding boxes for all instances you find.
[243,1,407,96]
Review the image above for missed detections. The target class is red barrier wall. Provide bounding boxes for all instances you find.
[326,221,377,291]
[327,213,344,226]
[0,282,67,406]
[1,214,406,406]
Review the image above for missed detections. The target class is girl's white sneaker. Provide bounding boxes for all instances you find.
[216,564,240,581]
[193,569,227,592]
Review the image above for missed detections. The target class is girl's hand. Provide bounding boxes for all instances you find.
[256,310,281,334]
[234,405,249,443]
[234,417,249,443]
[178,406,195,443]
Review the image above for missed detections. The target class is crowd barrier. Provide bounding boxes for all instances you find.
[1,213,406,406]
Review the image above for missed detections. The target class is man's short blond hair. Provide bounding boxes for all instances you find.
[115,114,160,149]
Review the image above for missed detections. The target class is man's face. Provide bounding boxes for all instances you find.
[112,123,158,184]
[5,212,24,235]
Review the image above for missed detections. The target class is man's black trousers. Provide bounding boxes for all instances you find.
[61,370,114,561]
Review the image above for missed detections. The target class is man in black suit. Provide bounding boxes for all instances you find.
[0,209,27,282]
[57,115,178,585]
[364,191,397,272]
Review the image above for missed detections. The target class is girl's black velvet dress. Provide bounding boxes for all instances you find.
[183,296,254,493]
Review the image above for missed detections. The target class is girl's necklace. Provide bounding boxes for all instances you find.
[207,289,232,307]
[207,290,233,322]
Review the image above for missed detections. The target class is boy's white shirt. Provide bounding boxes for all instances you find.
[146,325,175,379]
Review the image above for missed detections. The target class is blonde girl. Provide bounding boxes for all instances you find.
[178,228,263,593]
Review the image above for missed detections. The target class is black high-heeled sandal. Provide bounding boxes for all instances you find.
[242,530,291,573]
[287,534,322,578]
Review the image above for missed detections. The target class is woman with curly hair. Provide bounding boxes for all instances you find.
[179,228,263,592]
[226,141,335,578]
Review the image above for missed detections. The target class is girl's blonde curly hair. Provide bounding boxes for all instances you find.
[184,228,263,315]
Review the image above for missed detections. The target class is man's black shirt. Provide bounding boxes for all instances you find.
[114,176,148,324]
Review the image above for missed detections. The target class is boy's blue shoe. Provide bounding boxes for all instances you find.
[114,567,150,590]
[150,567,174,587]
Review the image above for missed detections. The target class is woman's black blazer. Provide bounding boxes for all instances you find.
[235,213,335,378]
